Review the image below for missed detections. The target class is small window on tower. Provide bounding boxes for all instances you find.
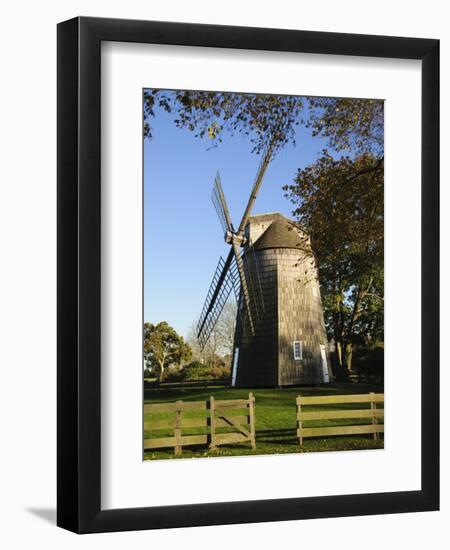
[293,341,302,361]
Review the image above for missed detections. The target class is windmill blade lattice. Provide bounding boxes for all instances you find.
[231,244,266,341]
[237,140,275,233]
[212,172,233,234]
[197,253,238,349]
[196,246,266,349]
[242,242,265,324]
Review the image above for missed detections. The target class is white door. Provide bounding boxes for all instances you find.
[320,344,330,383]
[231,348,239,387]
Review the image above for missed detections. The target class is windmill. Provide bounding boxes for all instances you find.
[197,142,333,388]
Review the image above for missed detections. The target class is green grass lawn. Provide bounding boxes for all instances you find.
[143,383,384,460]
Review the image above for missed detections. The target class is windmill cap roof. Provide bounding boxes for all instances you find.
[252,218,310,250]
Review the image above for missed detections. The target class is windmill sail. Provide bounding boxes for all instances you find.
[212,172,233,234]
[242,241,265,324]
[231,244,266,341]
[197,241,267,349]
[237,140,275,233]
[197,251,236,348]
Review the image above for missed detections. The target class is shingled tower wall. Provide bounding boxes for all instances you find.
[232,213,332,387]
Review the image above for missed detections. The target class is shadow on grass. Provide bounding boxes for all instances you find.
[256,428,297,444]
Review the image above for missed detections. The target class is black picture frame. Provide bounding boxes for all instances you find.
[57,16,439,533]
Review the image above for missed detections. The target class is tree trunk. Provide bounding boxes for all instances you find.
[333,339,350,381]
[336,341,343,367]
[344,342,353,372]
[158,360,165,382]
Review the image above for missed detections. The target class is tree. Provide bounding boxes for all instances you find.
[143,322,192,381]
[214,302,237,357]
[144,90,383,156]
[185,323,223,369]
[186,301,237,368]
[144,90,303,154]
[284,153,384,375]
[306,97,384,155]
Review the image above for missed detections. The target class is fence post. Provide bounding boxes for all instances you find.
[174,400,182,455]
[297,396,303,448]
[370,392,378,441]
[248,392,256,450]
[209,396,217,450]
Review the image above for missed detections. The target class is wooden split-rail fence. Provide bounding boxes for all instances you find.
[144,393,256,456]
[296,392,384,446]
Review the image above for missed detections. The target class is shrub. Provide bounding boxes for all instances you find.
[353,344,384,383]
[210,365,231,379]
[163,365,185,382]
[182,361,211,380]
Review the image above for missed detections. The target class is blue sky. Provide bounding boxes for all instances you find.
[143,94,328,338]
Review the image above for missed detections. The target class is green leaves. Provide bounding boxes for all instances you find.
[285,153,384,372]
[143,89,304,154]
[306,97,384,156]
[144,90,384,164]
[143,321,192,381]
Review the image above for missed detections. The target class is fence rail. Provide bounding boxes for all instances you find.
[296,392,384,446]
[144,393,255,455]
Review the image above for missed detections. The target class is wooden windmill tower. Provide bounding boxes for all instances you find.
[197,143,332,387]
